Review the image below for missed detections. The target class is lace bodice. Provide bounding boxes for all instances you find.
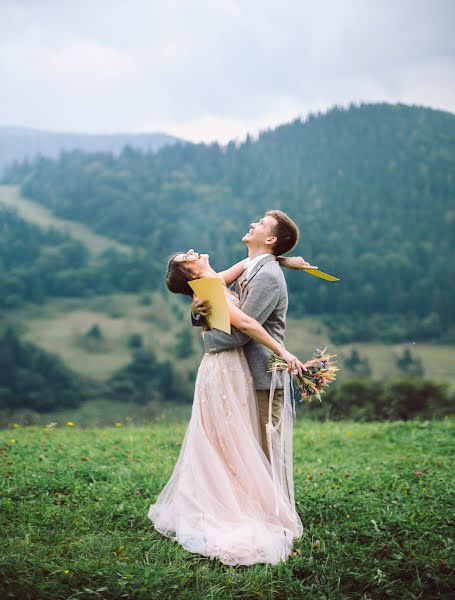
[224,288,240,307]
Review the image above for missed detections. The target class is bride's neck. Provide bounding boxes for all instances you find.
[198,266,219,278]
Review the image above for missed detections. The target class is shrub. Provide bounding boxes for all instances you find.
[302,377,453,421]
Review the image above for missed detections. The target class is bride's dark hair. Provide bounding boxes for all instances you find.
[166,253,197,296]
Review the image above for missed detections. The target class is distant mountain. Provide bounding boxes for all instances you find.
[0,126,184,174]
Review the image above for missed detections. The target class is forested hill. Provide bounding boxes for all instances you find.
[4,103,455,341]
[0,127,183,175]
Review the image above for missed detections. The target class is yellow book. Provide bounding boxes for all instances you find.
[188,277,231,334]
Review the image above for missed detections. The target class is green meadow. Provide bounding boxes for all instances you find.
[3,291,455,389]
[2,292,197,381]
[1,418,453,599]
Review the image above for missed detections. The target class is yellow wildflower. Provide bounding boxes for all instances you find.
[10,439,16,443]
[115,422,123,427]
[66,422,74,427]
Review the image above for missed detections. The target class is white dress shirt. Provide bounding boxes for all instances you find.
[243,253,273,279]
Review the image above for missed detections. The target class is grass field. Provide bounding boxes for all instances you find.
[0,185,131,257]
[3,291,455,390]
[0,398,192,429]
[1,418,453,599]
[1,292,201,381]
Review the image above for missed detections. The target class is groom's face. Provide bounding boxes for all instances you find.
[242,215,278,247]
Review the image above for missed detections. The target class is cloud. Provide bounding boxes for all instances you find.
[46,42,135,81]
[1,42,135,83]
[0,0,453,141]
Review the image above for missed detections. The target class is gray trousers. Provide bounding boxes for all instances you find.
[255,388,283,461]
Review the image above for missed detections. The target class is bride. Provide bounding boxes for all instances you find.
[148,249,304,566]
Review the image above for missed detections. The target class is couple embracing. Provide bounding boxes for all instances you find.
[148,210,316,566]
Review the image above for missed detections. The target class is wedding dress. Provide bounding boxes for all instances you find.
[147,292,303,566]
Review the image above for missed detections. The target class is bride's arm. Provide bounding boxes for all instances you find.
[219,256,318,286]
[226,301,304,375]
[218,259,246,286]
[220,255,320,285]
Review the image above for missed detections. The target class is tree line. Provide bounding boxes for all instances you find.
[0,328,188,414]
[0,206,161,310]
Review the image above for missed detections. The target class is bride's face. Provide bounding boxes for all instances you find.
[174,249,210,275]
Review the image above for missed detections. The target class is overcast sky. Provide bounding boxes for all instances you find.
[1,0,454,143]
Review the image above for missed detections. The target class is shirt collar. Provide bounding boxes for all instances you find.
[244,253,273,278]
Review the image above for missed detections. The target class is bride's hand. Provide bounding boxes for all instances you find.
[280,350,306,377]
[191,295,211,317]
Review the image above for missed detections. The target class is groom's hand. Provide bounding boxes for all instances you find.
[191,296,212,317]
[281,256,318,270]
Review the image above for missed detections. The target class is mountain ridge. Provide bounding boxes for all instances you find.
[0,126,185,175]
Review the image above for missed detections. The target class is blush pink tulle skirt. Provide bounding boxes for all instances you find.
[148,348,303,566]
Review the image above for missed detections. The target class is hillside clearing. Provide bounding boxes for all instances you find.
[0,184,132,257]
[2,292,454,389]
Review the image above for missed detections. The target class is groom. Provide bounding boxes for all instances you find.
[192,210,307,460]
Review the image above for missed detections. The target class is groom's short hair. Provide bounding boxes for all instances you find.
[266,210,300,256]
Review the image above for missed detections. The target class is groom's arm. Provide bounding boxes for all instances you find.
[191,312,204,327]
[203,272,280,353]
